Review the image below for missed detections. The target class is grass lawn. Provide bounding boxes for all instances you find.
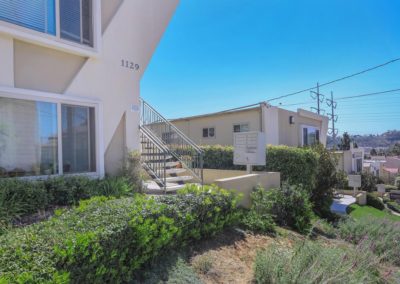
[348,204,400,222]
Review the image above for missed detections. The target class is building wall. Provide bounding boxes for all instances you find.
[172,104,329,147]
[0,0,179,175]
[172,108,262,146]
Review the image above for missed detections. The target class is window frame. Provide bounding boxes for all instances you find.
[300,125,320,146]
[202,127,216,139]
[0,0,101,57]
[233,123,250,133]
[0,86,104,178]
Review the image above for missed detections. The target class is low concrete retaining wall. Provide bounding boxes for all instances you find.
[214,172,281,208]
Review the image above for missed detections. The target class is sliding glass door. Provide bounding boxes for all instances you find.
[0,96,97,178]
[62,105,96,173]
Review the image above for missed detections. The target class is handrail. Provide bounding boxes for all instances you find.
[139,98,203,153]
[139,98,203,184]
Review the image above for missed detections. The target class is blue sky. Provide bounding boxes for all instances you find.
[142,0,400,135]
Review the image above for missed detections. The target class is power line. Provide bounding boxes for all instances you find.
[280,88,400,107]
[335,88,400,101]
[267,57,400,102]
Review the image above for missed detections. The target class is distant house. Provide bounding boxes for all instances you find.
[364,156,400,183]
[334,143,364,174]
[170,102,329,147]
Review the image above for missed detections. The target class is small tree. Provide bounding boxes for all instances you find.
[391,143,400,156]
[338,132,351,150]
[370,148,377,156]
[311,144,337,218]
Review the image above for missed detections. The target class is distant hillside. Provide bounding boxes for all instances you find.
[327,130,400,148]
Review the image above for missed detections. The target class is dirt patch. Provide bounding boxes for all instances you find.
[188,229,281,284]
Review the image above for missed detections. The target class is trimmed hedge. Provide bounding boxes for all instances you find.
[0,176,137,225]
[202,145,319,190]
[387,201,400,213]
[366,193,385,211]
[0,185,240,283]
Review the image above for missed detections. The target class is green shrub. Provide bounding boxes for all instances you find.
[385,184,398,191]
[120,150,143,193]
[0,179,47,223]
[338,216,400,265]
[202,145,244,170]
[239,209,275,234]
[265,146,318,190]
[387,201,400,213]
[396,176,400,189]
[254,241,381,284]
[361,171,383,192]
[201,145,319,191]
[0,185,239,283]
[366,193,385,210]
[0,176,138,226]
[310,144,337,218]
[250,184,313,234]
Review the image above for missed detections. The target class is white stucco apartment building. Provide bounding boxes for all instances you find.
[0,0,179,178]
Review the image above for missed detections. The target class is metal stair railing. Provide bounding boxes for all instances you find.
[140,126,169,190]
[139,98,203,184]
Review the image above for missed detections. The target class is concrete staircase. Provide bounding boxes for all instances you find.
[139,99,203,193]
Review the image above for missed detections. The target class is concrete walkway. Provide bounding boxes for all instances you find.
[330,195,356,215]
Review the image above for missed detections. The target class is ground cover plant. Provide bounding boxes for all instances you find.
[0,185,239,283]
[254,240,381,284]
[338,215,400,266]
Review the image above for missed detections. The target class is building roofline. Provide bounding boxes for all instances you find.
[170,106,262,121]
[169,102,328,122]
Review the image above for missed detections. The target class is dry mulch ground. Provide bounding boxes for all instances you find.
[187,228,303,284]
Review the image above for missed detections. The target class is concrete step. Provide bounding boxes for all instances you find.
[143,157,174,163]
[165,168,187,175]
[165,176,193,183]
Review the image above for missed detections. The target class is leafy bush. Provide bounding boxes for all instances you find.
[201,145,319,191]
[387,201,400,213]
[338,216,400,265]
[202,145,244,170]
[0,185,239,283]
[366,192,385,210]
[0,179,47,224]
[265,146,318,191]
[361,171,383,192]
[249,184,313,234]
[385,184,398,191]
[396,176,400,189]
[120,150,143,192]
[238,185,276,234]
[310,144,337,218]
[0,176,138,226]
[254,241,381,284]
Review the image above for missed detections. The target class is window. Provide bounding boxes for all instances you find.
[0,0,94,47]
[302,126,320,146]
[0,0,56,35]
[60,0,93,46]
[62,105,96,173]
[202,127,215,138]
[233,123,249,133]
[0,97,58,177]
[0,96,97,178]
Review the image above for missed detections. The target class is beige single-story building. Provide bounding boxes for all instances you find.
[170,102,329,147]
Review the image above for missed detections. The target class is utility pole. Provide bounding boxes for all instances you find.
[310,82,325,114]
[326,91,338,149]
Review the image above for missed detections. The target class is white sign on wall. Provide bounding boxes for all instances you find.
[233,131,266,166]
[348,175,361,188]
